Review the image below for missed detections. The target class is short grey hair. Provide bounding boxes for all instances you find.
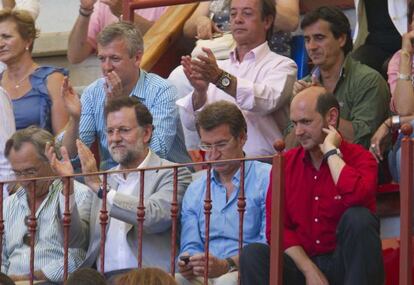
[4,126,58,161]
[97,21,144,57]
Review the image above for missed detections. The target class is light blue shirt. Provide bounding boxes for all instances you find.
[180,160,270,258]
[79,69,191,170]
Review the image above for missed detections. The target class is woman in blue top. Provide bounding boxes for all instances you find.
[0,9,69,135]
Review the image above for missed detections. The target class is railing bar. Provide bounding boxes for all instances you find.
[0,182,4,270]
[29,180,37,285]
[100,174,109,273]
[170,167,179,276]
[400,134,413,285]
[237,161,246,285]
[0,155,275,185]
[269,150,285,285]
[203,164,212,285]
[137,169,146,269]
[63,177,71,281]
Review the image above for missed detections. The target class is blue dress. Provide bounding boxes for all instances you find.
[7,66,68,133]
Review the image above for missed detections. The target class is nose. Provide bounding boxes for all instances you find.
[306,38,317,51]
[109,130,122,143]
[294,124,304,137]
[101,58,114,74]
[205,148,221,161]
[231,12,244,24]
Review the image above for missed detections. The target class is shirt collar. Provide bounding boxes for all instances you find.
[15,179,62,209]
[311,54,350,86]
[211,160,254,186]
[130,69,146,100]
[111,149,152,181]
[229,41,270,63]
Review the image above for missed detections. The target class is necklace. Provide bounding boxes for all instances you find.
[7,63,37,89]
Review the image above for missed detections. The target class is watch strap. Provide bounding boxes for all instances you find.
[225,257,238,272]
[323,148,341,160]
[215,70,231,90]
[97,185,108,199]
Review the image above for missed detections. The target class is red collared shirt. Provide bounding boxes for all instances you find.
[266,140,377,257]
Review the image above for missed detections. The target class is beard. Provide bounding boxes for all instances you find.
[109,141,146,168]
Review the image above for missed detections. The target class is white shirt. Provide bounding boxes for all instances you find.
[176,42,297,156]
[97,151,152,272]
[0,88,15,196]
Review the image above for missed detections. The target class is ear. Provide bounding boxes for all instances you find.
[338,33,347,49]
[238,131,248,147]
[134,51,143,68]
[325,107,339,127]
[142,124,153,145]
[263,15,274,32]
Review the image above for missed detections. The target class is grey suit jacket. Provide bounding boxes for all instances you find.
[70,151,192,271]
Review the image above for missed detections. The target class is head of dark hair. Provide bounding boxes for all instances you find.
[315,92,340,126]
[0,272,15,285]
[195,101,247,138]
[104,96,153,128]
[65,268,107,285]
[0,9,39,51]
[230,0,276,41]
[301,6,353,56]
[115,268,177,285]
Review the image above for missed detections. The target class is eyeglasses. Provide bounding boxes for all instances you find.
[199,137,234,152]
[106,126,137,136]
[13,164,43,178]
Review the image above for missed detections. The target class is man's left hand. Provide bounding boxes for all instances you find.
[190,47,222,84]
[320,125,342,154]
[189,253,229,278]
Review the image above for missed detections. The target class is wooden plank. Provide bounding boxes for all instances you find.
[141,3,198,71]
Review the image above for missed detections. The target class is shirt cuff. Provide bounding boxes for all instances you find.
[106,189,116,206]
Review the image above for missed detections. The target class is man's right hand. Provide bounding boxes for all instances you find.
[178,252,196,280]
[62,77,81,121]
[80,0,97,10]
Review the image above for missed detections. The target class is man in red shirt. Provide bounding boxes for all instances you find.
[240,86,384,285]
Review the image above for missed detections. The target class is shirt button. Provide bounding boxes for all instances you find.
[314,218,319,222]
[316,240,320,244]
[314,175,317,180]
[314,196,319,201]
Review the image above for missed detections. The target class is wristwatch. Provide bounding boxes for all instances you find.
[225,257,238,272]
[97,185,109,199]
[323,148,342,160]
[215,70,232,90]
[391,115,401,130]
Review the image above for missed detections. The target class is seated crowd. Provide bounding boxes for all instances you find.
[0,0,412,284]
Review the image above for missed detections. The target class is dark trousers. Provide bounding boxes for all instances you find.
[351,44,394,80]
[240,207,384,285]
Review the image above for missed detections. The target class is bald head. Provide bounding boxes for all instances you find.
[290,86,340,151]
[291,86,340,127]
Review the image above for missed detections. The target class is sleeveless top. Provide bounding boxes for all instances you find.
[209,0,292,57]
[2,66,68,133]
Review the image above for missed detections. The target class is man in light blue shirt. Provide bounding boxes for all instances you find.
[62,21,190,170]
[176,101,270,285]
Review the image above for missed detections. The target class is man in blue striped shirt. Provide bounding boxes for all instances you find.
[2,126,90,283]
[61,21,191,170]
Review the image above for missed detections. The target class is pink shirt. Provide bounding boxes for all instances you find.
[387,49,414,113]
[176,42,297,156]
[87,1,167,49]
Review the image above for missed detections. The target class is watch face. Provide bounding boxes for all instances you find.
[222,76,231,87]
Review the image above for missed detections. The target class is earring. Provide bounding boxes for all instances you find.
[25,46,29,51]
